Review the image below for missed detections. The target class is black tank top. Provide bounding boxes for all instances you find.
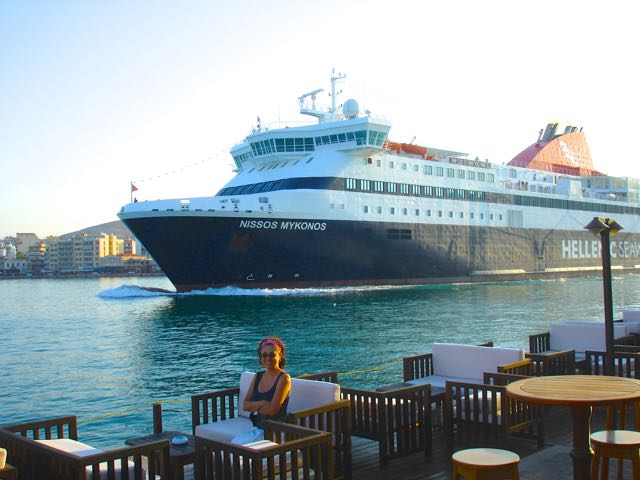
[250,371,289,419]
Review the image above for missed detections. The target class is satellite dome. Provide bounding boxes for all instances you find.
[342,99,359,119]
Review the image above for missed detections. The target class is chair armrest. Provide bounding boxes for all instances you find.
[196,421,334,480]
[79,440,171,480]
[289,399,351,479]
[297,371,339,383]
[585,350,640,378]
[340,384,431,436]
[483,371,530,386]
[289,398,352,430]
[615,344,640,353]
[1,415,78,440]
[497,358,532,376]
[526,350,575,375]
[529,332,550,353]
[403,352,434,381]
[615,334,640,346]
[191,386,241,433]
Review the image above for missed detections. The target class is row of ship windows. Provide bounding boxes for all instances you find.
[366,158,496,183]
[247,129,388,158]
[358,204,502,220]
[216,176,635,216]
[343,178,630,215]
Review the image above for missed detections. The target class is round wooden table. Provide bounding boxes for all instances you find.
[506,375,640,480]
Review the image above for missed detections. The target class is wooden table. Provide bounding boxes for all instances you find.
[125,430,195,480]
[506,375,640,480]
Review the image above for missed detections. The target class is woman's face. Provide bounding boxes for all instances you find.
[259,343,281,369]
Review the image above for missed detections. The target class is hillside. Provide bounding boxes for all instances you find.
[60,220,134,239]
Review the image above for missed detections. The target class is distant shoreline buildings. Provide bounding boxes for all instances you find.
[0,231,160,277]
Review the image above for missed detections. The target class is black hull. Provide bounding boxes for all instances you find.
[121,216,640,292]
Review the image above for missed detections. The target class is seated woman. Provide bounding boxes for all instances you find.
[243,337,292,429]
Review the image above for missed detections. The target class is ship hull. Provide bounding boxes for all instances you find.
[121,215,640,291]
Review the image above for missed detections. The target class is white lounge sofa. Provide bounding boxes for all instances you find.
[192,372,352,479]
[402,342,525,387]
[532,322,630,360]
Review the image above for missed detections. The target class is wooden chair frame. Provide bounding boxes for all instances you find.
[191,380,351,480]
[299,372,432,468]
[0,415,171,480]
[444,372,544,451]
[194,420,333,480]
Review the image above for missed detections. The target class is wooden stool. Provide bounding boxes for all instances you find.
[452,448,520,480]
[590,430,640,480]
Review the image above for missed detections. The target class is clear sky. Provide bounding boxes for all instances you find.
[1,1,639,238]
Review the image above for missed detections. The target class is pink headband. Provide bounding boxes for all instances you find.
[260,338,284,352]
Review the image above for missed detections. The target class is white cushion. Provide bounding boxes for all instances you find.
[407,375,479,389]
[233,440,312,480]
[431,343,524,380]
[287,378,340,413]
[238,372,340,415]
[550,323,629,353]
[244,439,279,450]
[239,371,256,418]
[35,439,140,480]
[36,438,103,457]
[196,416,253,443]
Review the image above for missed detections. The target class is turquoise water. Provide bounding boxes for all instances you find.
[2,274,640,449]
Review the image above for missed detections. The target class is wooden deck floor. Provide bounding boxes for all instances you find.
[183,405,635,479]
[350,405,635,480]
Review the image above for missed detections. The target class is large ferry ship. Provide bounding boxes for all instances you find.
[119,73,640,292]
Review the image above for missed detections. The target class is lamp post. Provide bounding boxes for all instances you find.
[584,217,624,376]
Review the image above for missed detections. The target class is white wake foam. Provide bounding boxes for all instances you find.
[98,284,406,298]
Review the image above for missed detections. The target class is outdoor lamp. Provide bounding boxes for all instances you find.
[584,216,624,376]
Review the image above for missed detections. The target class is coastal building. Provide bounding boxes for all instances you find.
[0,242,17,259]
[122,238,137,255]
[14,233,40,255]
[0,257,29,275]
[96,253,153,273]
[44,233,145,273]
[27,241,46,275]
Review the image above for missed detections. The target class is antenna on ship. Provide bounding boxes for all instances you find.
[329,68,346,114]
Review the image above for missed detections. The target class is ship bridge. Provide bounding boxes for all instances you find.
[231,116,391,170]
[231,71,391,171]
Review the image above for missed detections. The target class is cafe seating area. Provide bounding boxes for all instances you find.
[3,322,640,479]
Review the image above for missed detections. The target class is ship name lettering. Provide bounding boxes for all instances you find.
[239,220,279,229]
[561,239,640,259]
[280,221,327,231]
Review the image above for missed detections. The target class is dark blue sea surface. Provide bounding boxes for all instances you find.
[2,274,640,449]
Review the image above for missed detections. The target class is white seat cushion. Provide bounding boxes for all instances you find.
[407,375,479,389]
[242,440,313,479]
[239,371,256,418]
[196,416,254,443]
[431,343,524,380]
[36,438,103,457]
[550,323,629,353]
[288,378,340,413]
[36,439,141,480]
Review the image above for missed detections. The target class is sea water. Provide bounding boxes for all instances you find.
[2,274,640,449]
